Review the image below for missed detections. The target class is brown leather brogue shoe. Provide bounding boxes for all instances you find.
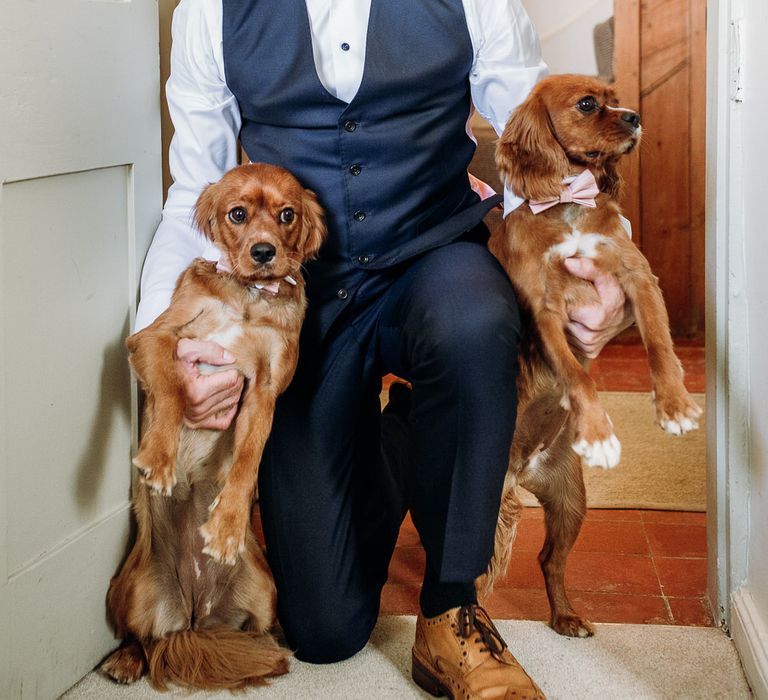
[412,605,546,700]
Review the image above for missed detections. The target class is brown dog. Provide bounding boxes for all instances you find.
[480,76,701,636]
[101,163,326,689]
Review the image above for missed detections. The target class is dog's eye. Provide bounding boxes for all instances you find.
[577,96,598,113]
[228,207,247,224]
[279,207,295,224]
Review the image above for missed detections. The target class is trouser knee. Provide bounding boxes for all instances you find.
[278,592,379,664]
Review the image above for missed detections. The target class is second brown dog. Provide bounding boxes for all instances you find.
[481,76,701,637]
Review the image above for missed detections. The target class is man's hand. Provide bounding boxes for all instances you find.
[563,258,634,359]
[176,338,244,430]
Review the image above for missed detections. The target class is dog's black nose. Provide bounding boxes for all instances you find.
[621,111,641,129]
[250,243,276,264]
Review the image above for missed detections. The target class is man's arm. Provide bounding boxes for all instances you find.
[466,0,633,355]
[136,0,240,332]
[138,0,244,427]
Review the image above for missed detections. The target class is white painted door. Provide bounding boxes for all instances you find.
[0,1,161,696]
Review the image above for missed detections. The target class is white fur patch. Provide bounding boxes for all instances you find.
[659,415,699,435]
[572,433,621,469]
[549,230,607,261]
[193,559,201,580]
[526,449,546,474]
[205,324,243,349]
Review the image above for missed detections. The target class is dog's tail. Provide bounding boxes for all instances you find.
[145,626,290,691]
[476,480,523,600]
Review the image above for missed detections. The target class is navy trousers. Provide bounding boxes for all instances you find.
[258,236,520,663]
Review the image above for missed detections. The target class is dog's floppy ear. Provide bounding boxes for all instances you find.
[496,93,570,202]
[599,158,623,200]
[194,183,219,242]
[299,189,327,260]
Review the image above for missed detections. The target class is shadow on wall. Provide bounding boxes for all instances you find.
[75,314,132,510]
[525,0,614,75]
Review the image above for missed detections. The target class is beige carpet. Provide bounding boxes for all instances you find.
[518,392,706,511]
[62,616,750,699]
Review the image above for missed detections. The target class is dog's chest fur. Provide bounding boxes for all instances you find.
[489,197,629,316]
[174,262,306,381]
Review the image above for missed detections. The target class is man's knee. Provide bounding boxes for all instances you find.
[279,593,378,664]
[416,289,521,374]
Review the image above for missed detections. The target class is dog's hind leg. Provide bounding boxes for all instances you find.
[521,440,594,638]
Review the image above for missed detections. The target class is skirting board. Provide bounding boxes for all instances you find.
[732,587,768,699]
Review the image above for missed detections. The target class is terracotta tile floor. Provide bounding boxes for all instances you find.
[380,508,712,627]
[256,343,711,628]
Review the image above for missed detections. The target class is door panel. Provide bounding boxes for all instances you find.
[0,1,161,697]
[612,0,707,339]
[640,65,693,334]
[3,167,133,573]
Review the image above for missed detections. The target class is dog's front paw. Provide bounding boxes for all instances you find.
[551,613,595,638]
[572,433,621,469]
[199,496,246,566]
[132,454,176,496]
[101,642,146,685]
[655,392,703,436]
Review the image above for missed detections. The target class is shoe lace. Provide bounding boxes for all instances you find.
[458,605,508,662]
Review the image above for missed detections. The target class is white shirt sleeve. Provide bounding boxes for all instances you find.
[135,0,240,331]
[463,0,548,216]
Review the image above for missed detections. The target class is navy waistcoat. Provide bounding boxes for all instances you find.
[223,0,501,338]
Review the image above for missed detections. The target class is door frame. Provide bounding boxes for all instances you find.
[705,0,745,630]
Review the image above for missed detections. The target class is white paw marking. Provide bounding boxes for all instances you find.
[202,538,238,566]
[659,415,699,436]
[572,433,621,469]
[199,524,241,566]
[133,459,174,495]
[577,627,591,638]
[548,230,607,261]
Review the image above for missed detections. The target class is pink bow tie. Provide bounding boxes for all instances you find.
[215,255,297,295]
[528,170,599,215]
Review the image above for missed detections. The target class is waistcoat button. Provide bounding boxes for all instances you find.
[337,288,349,300]
[341,42,350,51]
[349,164,362,176]
[353,211,366,221]
[344,120,357,132]
[357,255,370,265]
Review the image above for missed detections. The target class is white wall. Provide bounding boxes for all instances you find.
[522,0,613,76]
[741,0,768,625]
[709,0,768,693]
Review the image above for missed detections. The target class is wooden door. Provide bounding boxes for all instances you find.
[614,0,706,339]
[0,1,162,696]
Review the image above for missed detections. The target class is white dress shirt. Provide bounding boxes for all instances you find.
[135,0,548,331]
